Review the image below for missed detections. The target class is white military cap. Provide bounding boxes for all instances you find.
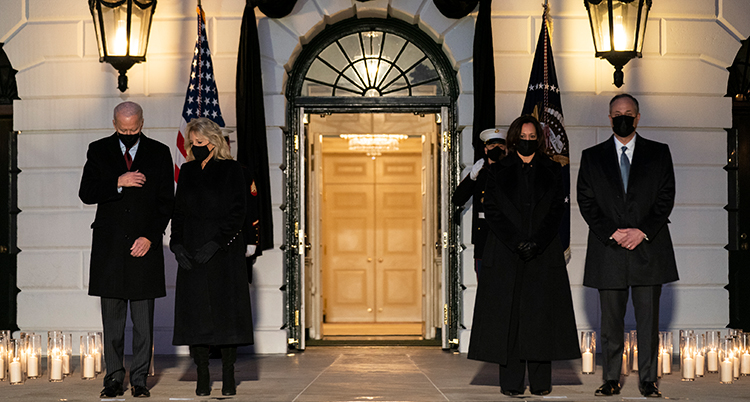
[479,128,507,144]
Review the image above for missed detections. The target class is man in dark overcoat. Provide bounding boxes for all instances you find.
[468,116,579,396]
[577,94,678,398]
[79,101,174,398]
[452,128,506,278]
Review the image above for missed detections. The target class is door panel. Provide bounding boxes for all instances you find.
[323,183,375,322]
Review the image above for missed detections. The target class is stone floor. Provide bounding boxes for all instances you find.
[1,346,749,401]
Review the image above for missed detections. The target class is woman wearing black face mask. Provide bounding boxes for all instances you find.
[170,117,253,396]
[468,115,579,397]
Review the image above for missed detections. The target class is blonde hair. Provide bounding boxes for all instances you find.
[184,117,232,161]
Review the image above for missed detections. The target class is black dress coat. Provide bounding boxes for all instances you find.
[451,163,489,259]
[577,134,679,289]
[468,153,579,364]
[79,134,174,300]
[171,158,254,346]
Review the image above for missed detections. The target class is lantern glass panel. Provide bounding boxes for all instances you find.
[131,3,155,57]
[587,0,649,54]
[586,1,610,53]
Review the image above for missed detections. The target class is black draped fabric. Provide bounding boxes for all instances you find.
[433,0,479,19]
[251,0,297,19]
[237,3,274,252]
[472,0,495,163]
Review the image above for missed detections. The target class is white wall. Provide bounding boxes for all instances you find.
[1,0,747,355]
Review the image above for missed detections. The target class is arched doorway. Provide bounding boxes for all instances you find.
[283,17,461,350]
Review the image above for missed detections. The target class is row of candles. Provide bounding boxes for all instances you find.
[0,331,103,385]
[580,329,750,383]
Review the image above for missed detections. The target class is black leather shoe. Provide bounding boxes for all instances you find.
[132,385,151,398]
[595,380,621,396]
[501,389,522,396]
[100,380,124,398]
[639,381,662,398]
[531,389,551,396]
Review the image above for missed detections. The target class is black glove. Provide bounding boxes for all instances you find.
[171,244,194,271]
[194,241,221,264]
[516,242,539,262]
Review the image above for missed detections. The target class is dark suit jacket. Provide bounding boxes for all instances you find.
[468,153,579,364]
[79,133,174,300]
[451,163,489,259]
[577,134,679,289]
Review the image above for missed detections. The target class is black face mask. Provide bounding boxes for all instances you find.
[192,145,211,163]
[612,115,636,137]
[516,139,538,157]
[118,133,140,149]
[486,146,505,162]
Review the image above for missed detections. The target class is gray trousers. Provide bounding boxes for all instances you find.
[100,298,155,387]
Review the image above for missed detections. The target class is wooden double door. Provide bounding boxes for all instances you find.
[322,152,422,326]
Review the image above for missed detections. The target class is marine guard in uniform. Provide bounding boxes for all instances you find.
[452,128,507,278]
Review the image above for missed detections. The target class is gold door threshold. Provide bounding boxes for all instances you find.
[322,322,423,336]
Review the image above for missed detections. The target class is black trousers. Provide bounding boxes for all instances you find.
[100,298,155,387]
[499,264,551,394]
[599,286,662,383]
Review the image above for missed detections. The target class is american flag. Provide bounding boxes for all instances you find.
[175,4,225,181]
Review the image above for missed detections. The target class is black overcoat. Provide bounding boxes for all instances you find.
[79,134,174,300]
[451,164,489,259]
[577,134,679,289]
[171,159,254,346]
[468,153,579,364]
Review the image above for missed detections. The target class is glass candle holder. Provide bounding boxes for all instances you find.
[47,335,64,382]
[659,331,673,376]
[80,335,97,380]
[581,331,596,374]
[25,334,42,379]
[707,331,721,373]
[696,333,706,377]
[622,332,630,376]
[8,339,25,385]
[741,332,750,376]
[731,336,741,379]
[630,330,639,372]
[681,334,697,381]
[88,332,103,375]
[61,333,72,377]
[0,334,7,381]
[720,338,734,384]
[679,329,693,371]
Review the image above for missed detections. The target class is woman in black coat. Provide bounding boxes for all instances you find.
[468,115,579,396]
[170,117,254,397]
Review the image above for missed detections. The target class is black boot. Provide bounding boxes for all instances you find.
[221,347,237,396]
[191,346,211,396]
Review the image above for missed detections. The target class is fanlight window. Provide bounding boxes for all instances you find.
[302,30,442,97]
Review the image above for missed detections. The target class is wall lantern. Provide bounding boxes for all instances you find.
[89,0,157,92]
[584,0,651,87]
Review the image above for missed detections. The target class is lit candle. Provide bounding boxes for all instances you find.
[83,355,95,379]
[9,359,22,383]
[94,350,102,373]
[662,352,671,374]
[707,350,719,372]
[682,356,695,380]
[62,354,70,375]
[582,350,594,373]
[657,353,663,377]
[0,350,5,380]
[633,349,639,371]
[27,354,39,378]
[621,352,629,374]
[696,353,705,376]
[721,358,733,383]
[742,352,750,375]
[733,355,740,379]
[50,356,63,381]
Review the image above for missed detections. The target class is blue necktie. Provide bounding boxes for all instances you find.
[620,146,630,193]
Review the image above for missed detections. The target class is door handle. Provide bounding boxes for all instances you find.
[367,257,372,262]
[378,258,383,263]
[367,308,373,312]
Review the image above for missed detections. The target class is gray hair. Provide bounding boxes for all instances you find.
[113,101,143,121]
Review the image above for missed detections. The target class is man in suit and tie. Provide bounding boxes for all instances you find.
[577,94,679,398]
[79,101,174,398]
